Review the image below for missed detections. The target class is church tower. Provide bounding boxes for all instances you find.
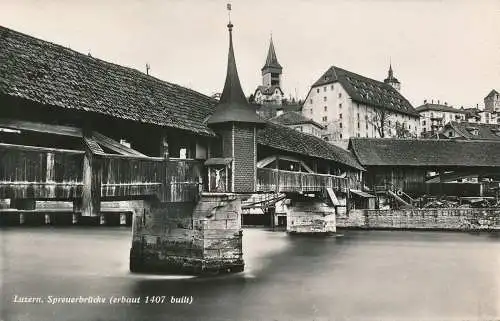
[261,36,283,87]
[206,15,265,193]
[384,63,401,92]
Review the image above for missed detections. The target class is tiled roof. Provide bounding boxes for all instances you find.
[445,121,500,141]
[415,103,466,114]
[262,38,282,71]
[258,122,364,170]
[269,111,324,129]
[349,138,500,167]
[312,66,418,117]
[0,25,217,136]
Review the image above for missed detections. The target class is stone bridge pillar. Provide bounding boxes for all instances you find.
[286,194,336,235]
[129,193,243,275]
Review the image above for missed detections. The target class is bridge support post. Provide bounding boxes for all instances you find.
[287,194,336,235]
[129,193,244,275]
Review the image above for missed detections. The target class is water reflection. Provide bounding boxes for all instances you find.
[1,227,499,321]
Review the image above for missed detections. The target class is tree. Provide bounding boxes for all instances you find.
[370,108,392,138]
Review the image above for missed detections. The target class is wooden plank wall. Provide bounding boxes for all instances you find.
[0,143,84,199]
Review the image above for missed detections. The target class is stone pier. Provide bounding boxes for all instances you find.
[129,193,244,275]
[287,195,336,235]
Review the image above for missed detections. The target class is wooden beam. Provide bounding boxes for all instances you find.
[0,118,82,137]
[92,131,145,157]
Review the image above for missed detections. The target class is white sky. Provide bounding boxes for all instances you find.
[1,0,499,108]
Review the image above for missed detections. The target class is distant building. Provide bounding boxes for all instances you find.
[253,36,284,105]
[441,121,500,141]
[255,102,302,120]
[383,64,401,92]
[415,101,467,137]
[269,111,324,138]
[484,89,500,113]
[302,65,419,144]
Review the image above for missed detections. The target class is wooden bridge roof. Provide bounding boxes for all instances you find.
[349,138,500,168]
[0,25,363,171]
[0,26,218,136]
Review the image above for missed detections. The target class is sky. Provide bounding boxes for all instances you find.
[1,0,499,108]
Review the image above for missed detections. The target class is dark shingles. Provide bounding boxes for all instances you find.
[0,26,217,136]
[312,66,418,117]
[258,122,364,170]
[269,111,324,128]
[349,138,500,167]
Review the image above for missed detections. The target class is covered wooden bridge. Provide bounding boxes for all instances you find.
[0,23,364,274]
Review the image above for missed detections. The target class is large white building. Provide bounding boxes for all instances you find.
[416,101,467,137]
[302,65,419,144]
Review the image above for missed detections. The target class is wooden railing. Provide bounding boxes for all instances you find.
[0,143,84,199]
[256,168,348,193]
[0,143,204,215]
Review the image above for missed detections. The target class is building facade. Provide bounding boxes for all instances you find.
[302,65,419,144]
[416,101,467,137]
[484,89,500,113]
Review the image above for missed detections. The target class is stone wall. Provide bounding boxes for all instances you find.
[337,208,500,231]
[287,198,336,234]
[130,193,243,275]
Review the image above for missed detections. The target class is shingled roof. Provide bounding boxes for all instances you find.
[261,37,282,71]
[444,121,500,141]
[269,111,324,129]
[259,122,364,170]
[415,103,466,114]
[0,25,217,136]
[349,138,500,167]
[312,66,418,117]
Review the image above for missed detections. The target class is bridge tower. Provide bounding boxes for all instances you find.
[206,20,265,193]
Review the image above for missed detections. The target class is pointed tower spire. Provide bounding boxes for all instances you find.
[384,60,401,92]
[207,6,264,126]
[262,35,282,71]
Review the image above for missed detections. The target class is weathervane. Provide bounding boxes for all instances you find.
[227,3,232,24]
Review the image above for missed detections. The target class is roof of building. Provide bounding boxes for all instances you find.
[0,25,217,136]
[349,138,500,167]
[415,103,466,114]
[312,66,418,117]
[255,85,284,96]
[261,37,282,71]
[259,122,364,170]
[207,23,264,126]
[486,89,499,98]
[444,121,500,141]
[0,25,364,171]
[383,64,400,84]
[269,111,324,129]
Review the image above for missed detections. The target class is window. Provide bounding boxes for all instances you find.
[324,87,327,92]
[357,133,360,137]
[340,133,343,139]
[324,106,327,112]
[422,120,426,126]
[357,113,360,120]
[323,96,327,102]
[316,88,320,93]
[338,93,342,98]
[366,123,368,130]
[322,116,328,122]
[339,103,342,109]
[339,113,342,119]
[309,99,313,104]
[331,85,334,90]
[339,122,343,128]
[310,109,313,114]
[448,131,453,137]
[357,122,360,129]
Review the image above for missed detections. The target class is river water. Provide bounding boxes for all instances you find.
[1,227,499,321]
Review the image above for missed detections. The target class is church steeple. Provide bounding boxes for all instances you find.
[261,35,282,87]
[384,62,401,92]
[207,18,264,126]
